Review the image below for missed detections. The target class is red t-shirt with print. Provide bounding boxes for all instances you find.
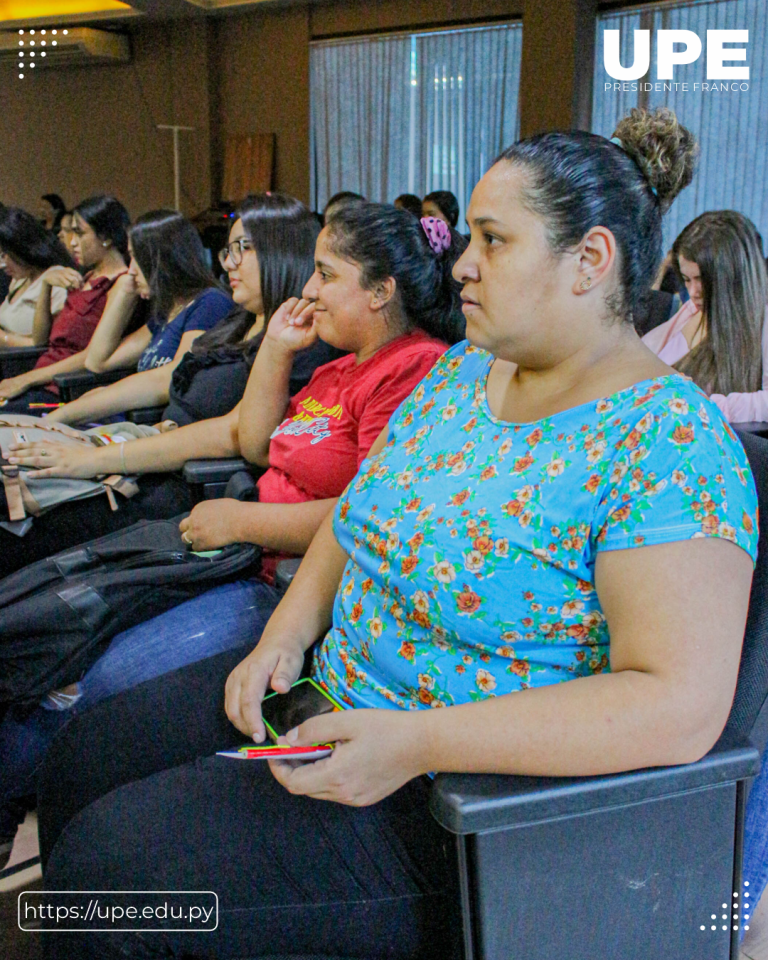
[258,330,447,506]
[256,331,447,581]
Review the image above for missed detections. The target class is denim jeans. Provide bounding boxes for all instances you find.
[743,748,768,926]
[0,578,280,833]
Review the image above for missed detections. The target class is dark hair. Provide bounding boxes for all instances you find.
[73,195,130,260]
[323,191,365,224]
[494,107,697,323]
[192,192,320,359]
[395,194,423,218]
[423,190,460,228]
[129,210,222,320]
[325,200,467,344]
[41,193,67,231]
[672,210,766,395]
[0,207,75,271]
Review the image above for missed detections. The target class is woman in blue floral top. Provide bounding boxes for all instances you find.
[42,107,758,960]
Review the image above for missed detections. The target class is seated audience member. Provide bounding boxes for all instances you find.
[643,210,768,421]
[38,110,758,960]
[0,194,337,574]
[56,210,74,249]
[37,209,232,423]
[39,193,66,233]
[0,195,130,413]
[395,193,423,218]
[0,208,74,346]
[323,190,364,224]
[0,202,466,866]
[643,210,768,922]
[422,188,460,228]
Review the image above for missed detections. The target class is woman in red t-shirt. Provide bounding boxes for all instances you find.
[8,202,466,710]
[0,195,130,412]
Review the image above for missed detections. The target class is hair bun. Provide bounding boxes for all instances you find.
[612,107,698,213]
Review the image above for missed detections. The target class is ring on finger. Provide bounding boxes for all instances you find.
[181,531,192,546]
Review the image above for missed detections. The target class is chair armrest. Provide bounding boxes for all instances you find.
[275,558,302,592]
[125,407,166,425]
[53,366,136,403]
[0,346,47,378]
[429,734,760,834]
[732,422,768,439]
[182,458,251,485]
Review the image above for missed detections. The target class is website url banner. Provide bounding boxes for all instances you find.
[18,891,218,932]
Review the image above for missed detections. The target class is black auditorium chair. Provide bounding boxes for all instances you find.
[52,367,137,404]
[0,345,47,378]
[262,429,768,960]
[183,457,260,501]
[733,422,768,441]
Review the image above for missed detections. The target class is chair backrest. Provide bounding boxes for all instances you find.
[725,431,768,750]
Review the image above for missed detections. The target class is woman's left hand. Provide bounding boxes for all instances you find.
[268,707,426,806]
[6,440,100,478]
[179,498,247,551]
[0,375,32,402]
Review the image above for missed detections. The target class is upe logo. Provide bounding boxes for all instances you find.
[604,29,749,80]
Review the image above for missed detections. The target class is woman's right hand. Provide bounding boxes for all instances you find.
[265,297,318,354]
[111,271,140,299]
[41,266,84,291]
[224,631,306,741]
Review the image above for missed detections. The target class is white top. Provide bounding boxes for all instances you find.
[0,274,67,336]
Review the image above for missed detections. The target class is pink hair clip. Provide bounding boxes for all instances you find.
[420,216,451,255]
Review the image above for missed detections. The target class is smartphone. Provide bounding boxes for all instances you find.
[217,678,343,762]
[261,677,343,742]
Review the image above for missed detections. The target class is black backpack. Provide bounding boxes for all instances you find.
[0,517,260,709]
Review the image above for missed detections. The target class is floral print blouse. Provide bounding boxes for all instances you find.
[312,342,758,712]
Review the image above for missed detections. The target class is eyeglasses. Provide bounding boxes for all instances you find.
[218,238,253,268]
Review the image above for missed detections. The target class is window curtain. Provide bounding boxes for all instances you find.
[310,23,522,226]
[593,0,768,248]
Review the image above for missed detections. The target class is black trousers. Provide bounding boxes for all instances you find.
[39,649,462,960]
[0,473,195,578]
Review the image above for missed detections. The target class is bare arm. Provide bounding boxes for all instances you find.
[179,497,339,555]
[84,275,142,372]
[265,536,753,806]
[8,402,242,477]
[32,280,54,346]
[0,330,34,347]
[31,267,84,346]
[224,509,350,738]
[238,298,320,466]
[49,329,207,425]
[0,348,91,401]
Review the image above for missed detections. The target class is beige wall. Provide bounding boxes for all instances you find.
[0,19,211,219]
[0,0,552,219]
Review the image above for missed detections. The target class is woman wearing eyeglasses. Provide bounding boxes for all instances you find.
[0,203,464,871]
[0,194,339,577]
[36,209,233,426]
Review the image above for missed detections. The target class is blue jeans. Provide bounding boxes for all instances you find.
[0,578,280,827]
[743,748,768,927]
